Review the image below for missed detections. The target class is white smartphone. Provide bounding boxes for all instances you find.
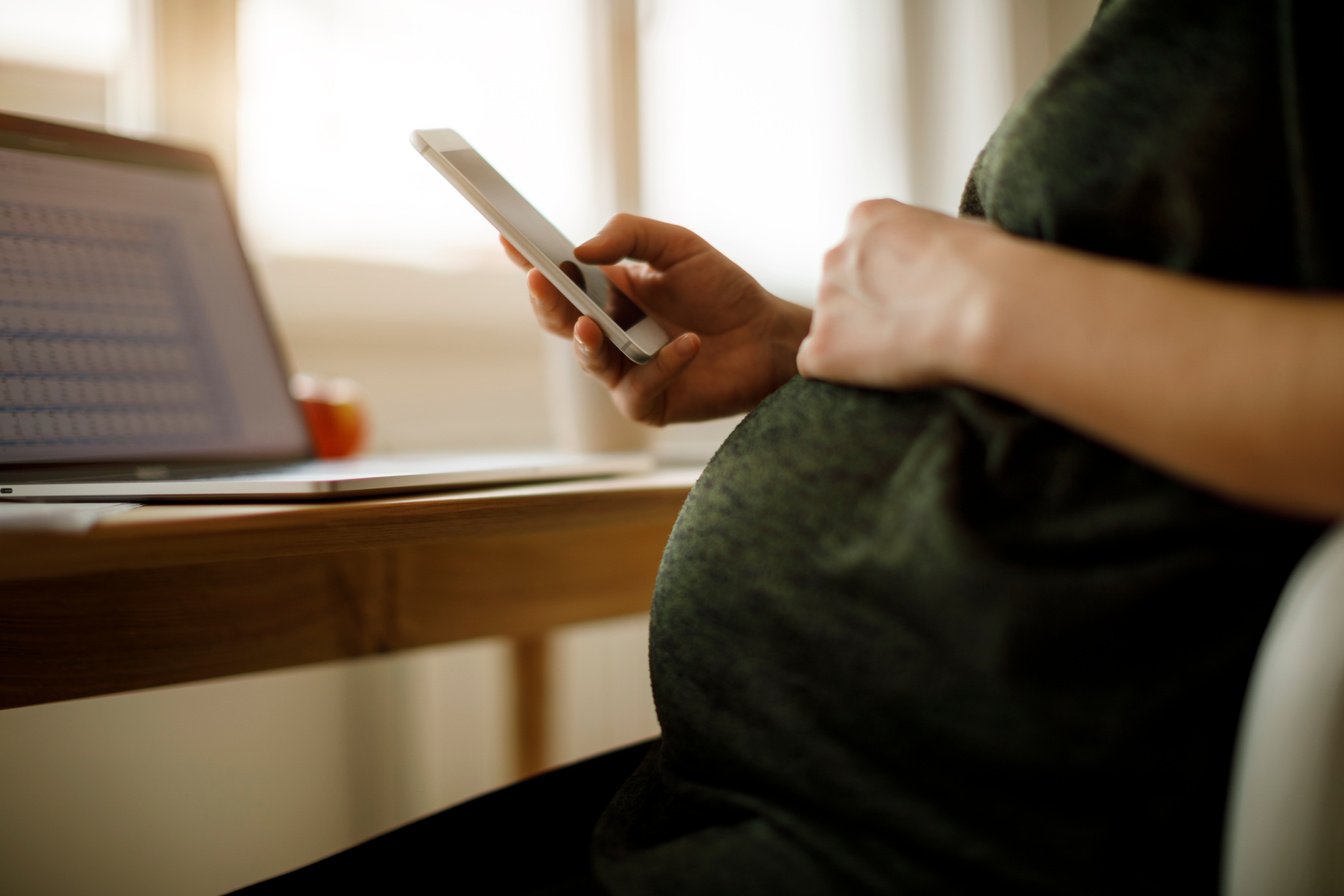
[411,128,669,364]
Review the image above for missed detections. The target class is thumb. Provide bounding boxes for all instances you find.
[614,332,701,424]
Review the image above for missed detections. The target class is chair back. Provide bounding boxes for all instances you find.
[1224,523,1344,894]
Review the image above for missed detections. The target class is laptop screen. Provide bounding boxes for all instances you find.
[0,113,311,466]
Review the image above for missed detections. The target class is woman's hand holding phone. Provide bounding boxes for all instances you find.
[505,214,812,426]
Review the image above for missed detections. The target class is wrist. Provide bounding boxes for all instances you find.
[948,228,1118,404]
[940,226,1022,390]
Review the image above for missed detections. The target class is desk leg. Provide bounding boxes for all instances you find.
[512,634,550,779]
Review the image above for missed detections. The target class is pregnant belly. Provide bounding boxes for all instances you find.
[644,374,1313,858]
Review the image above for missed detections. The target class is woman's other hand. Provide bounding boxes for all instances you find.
[799,199,1344,517]
[797,199,994,390]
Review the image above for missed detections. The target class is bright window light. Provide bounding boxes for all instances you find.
[236,0,596,267]
[639,0,908,302]
[0,0,131,72]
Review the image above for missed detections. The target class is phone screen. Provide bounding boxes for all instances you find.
[443,148,639,326]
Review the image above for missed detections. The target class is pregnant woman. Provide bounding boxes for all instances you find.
[237,1,1344,892]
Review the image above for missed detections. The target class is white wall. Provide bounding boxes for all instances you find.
[0,633,660,895]
[902,0,1096,212]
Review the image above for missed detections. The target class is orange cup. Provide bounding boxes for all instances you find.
[290,373,368,458]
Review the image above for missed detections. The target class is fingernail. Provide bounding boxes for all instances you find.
[676,334,697,358]
[575,334,590,356]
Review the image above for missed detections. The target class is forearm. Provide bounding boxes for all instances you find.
[959,236,1344,518]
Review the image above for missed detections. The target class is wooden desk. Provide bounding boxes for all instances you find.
[0,469,696,775]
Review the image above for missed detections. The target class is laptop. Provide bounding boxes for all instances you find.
[0,112,652,501]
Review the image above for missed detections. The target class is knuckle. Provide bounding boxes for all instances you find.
[848,202,873,228]
[601,212,638,238]
[531,300,568,335]
[664,221,697,246]
[851,198,891,223]
[822,243,848,271]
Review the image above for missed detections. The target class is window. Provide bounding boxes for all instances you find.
[229,0,916,456]
[637,0,908,301]
[236,0,599,268]
[235,0,910,303]
[0,0,140,129]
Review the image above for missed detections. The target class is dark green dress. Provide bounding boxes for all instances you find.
[594,1,1337,892]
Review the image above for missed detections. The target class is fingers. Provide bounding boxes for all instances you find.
[796,281,847,379]
[612,331,701,424]
[800,210,890,380]
[527,268,581,337]
[796,328,860,383]
[513,234,642,335]
[571,316,700,425]
[795,313,838,379]
[570,315,624,390]
[575,213,706,270]
[795,334,820,379]
[846,197,902,230]
[819,200,910,309]
[499,235,531,270]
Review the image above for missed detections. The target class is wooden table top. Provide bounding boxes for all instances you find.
[0,468,699,581]
[0,469,698,709]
